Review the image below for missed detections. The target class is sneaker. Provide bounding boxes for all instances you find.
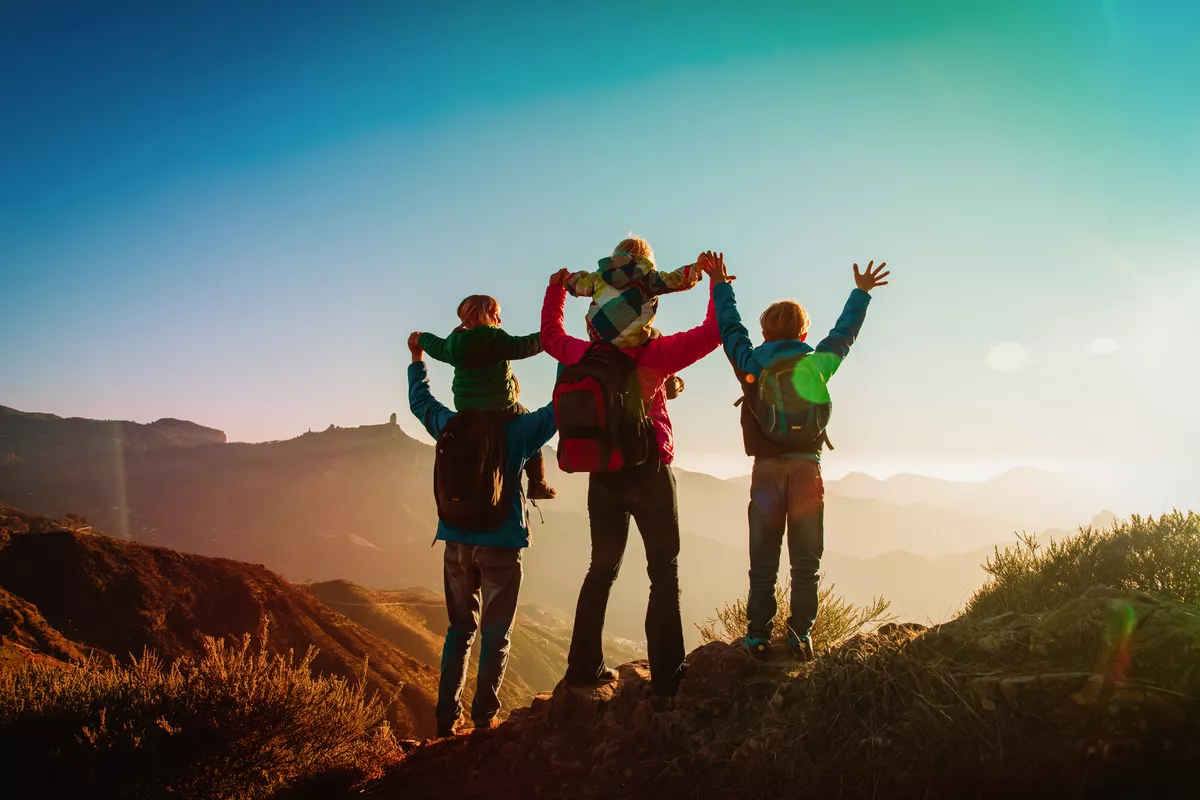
[435,718,462,739]
[787,633,814,662]
[527,480,558,500]
[565,666,620,687]
[471,717,501,734]
[742,636,771,660]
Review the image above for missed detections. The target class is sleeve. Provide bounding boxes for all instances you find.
[713,282,762,377]
[564,270,601,298]
[813,288,872,364]
[540,285,591,365]
[417,332,453,365]
[407,362,455,439]
[516,401,558,456]
[639,282,721,375]
[492,330,543,361]
[644,263,701,297]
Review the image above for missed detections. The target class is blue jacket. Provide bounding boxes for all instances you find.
[408,362,557,549]
[713,282,871,459]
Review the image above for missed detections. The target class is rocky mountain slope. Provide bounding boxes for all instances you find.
[0,504,441,738]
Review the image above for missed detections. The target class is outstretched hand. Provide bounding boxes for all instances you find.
[698,250,735,284]
[853,261,890,292]
[548,268,571,287]
[407,331,424,362]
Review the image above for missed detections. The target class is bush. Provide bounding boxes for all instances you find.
[0,624,401,799]
[965,511,1200,619]
[697,578,893,652]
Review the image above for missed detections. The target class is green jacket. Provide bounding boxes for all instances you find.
[418,326,542,411]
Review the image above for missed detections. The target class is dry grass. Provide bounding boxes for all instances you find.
[696,577,894,652]
[0,621,401,800]
[965,510,1200,619]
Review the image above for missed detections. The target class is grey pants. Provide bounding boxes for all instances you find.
[437,542,523,727]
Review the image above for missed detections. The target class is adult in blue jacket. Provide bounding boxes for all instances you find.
[705,256,890,660]
[406,332,557,737]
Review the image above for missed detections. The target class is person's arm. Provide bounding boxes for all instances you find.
[564,270,601,298]
[644,262,702,297]
[541,274,591,365]
[406,333,454,438]
[639,281,721,375]
[417,332,453,365]
[491,329,543,361]
[811,260,889,380]
[517,400,559,456]
[712,282,761,376]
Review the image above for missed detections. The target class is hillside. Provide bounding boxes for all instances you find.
[0,406,1105,642]
[0,504,440,738]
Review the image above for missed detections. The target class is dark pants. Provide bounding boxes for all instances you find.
[566,460,685,695]
[437,542,523,728]
[489,403,547,486]
[746,457,824,641]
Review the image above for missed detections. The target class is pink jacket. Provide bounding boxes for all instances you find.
[541,282,719,464]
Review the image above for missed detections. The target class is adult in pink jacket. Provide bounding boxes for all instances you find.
[542,257,721,697]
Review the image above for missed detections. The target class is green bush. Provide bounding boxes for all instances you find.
[0,625,401,799]
[965,511,1200,619]
[697,578,893,653]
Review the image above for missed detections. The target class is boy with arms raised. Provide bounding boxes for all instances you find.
[703,254,890,660]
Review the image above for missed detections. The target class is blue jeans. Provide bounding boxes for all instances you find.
[746,457,824,641]
[437,542,523,728]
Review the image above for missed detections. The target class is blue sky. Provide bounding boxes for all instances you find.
[2,1,1198,507]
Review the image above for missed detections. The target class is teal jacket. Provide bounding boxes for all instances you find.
[418,327,542,412]
[714,282,871,459]
[408,362,556,549]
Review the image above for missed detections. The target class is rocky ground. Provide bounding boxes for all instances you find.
[355,586,1200,799]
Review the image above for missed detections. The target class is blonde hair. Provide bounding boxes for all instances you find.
[613,235,654,265]
[456,294,500,329]
[760,300,811,342]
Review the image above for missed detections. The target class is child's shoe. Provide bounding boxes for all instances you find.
[527,480,558,500]
[741,636,771,661]
[787,633,814,662]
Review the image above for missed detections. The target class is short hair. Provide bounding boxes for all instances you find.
[760,300,811,342]
[456,294,500,329]
[613,235,654,265]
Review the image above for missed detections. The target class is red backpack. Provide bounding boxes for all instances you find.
[553,343,653,473]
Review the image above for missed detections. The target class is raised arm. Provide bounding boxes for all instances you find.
[713,282,762,377]
[417,331,453,365]
[541,274,591,366]
[644,262,702,297]
[491,329,543,361]
[564,270,602,298]
[639,281,720,375]
[406,334,455,439]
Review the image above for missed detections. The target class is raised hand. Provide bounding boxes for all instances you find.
[407,331,424,362]
[548,268,571,287]
[701,251,736,284]
[853,261,890,292]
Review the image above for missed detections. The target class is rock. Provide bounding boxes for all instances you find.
[547,662,651,730]
[679,641,756,698]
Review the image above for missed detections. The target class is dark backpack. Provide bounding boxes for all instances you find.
[433,410,509,530]
[739,352,833,451]
[553,342,652,473]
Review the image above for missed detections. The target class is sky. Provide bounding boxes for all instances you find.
[2,1,1198,511]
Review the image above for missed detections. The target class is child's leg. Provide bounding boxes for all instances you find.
[746,458,788,641]
[784,460,825,641]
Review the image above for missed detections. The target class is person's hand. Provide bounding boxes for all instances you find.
[702,251,736,284]
[407,332,424,362]
[853,261,890,292]
[549,268,571,287]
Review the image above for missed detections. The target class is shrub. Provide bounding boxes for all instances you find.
[697,578,894,652]
[965,511,1200,619]
[0,624,401,799]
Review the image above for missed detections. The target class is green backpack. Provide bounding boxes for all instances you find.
[738,351,837,451]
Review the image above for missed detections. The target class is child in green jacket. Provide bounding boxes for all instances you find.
[417,294,557,499]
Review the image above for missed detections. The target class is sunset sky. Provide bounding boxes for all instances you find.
[3,1,1197,510]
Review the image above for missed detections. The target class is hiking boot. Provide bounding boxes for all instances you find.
[787,633,814,662]
[527,480,558,500]
[742,636,771,661]
[435,719,462,739]
[566,666,620,687]
[471,717,501,734]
